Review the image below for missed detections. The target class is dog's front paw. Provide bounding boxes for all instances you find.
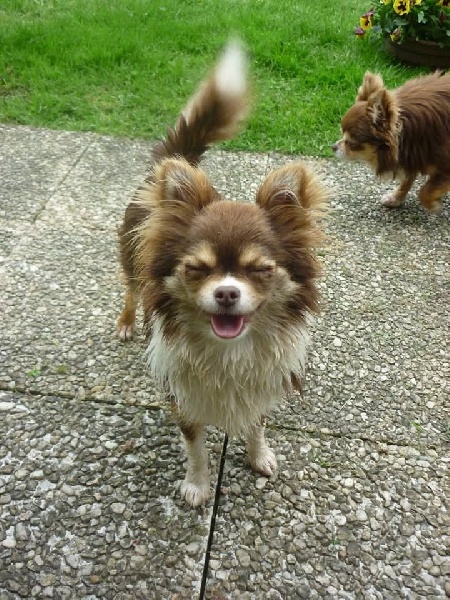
[116,322,134,342]
[249,446,277,478]
[427,200,443,214]
[381,192,404,208]
[116,316,135,341]
[180,478,210,507]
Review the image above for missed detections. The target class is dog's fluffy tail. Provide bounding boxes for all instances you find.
[151,40,249,166]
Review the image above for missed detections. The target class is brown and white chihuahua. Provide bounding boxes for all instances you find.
[117,41,328,506]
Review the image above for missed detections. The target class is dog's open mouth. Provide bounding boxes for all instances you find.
[210,314,246,339]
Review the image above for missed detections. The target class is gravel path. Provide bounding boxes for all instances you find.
[0,125,448,599]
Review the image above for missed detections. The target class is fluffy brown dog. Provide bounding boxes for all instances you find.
[116,42,328,507]
[333,71,450,213]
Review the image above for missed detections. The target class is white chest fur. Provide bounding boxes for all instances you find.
[146,316,310,436]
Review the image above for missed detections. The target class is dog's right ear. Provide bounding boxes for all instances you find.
[154,158,216,212]
[136,159,217,297]
[367,88,398,132]
[357,71,384,102]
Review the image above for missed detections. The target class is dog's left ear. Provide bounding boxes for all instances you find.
[367,88,398,131]
[256,162,328,243]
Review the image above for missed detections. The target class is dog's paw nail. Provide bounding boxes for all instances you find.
[180,481,210,507]
[250,448,277,478]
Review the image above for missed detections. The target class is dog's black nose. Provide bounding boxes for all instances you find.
[331,143,338,153]
[214,285,240,307]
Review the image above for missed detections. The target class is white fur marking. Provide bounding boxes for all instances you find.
[215,41,247,97]
[333,145,346,160]
[180,480,210,507]
[146,315,310,437]
[381,191,404,207]
[180,429,210,507]
[246,424,277,477]
[198,274,257,314]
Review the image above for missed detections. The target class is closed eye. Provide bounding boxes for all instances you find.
[246,264,275,276]
[345,140,361,151]
[184,262,211,274]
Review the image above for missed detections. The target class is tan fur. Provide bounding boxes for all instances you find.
[333,70,450,212]
[356,72,384,102]
[116,42,328,507]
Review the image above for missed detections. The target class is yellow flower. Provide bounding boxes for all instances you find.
[411,0,422,5]
[393,0,411,14]
[360,12,373,30]
[390,27,402,42]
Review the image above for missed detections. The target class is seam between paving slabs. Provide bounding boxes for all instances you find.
[199,433,229,600]
[31,137,95,225]
[2,385,446,450]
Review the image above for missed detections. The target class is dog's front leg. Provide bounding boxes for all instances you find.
[246,417,277,478]
[381,172,416,207]
[116,283,139,341]
[179,421,210,507]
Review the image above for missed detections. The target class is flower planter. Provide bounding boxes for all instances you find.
[386,38,450,69]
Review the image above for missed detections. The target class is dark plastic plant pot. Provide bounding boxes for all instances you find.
[386,38,450,69]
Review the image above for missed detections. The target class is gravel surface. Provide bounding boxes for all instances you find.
[0,124,448,599]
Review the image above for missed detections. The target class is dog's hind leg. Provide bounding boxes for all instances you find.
[381,172,416,208]
[246,417,277,478]
[418,173,450,213]
[179,421,211,507]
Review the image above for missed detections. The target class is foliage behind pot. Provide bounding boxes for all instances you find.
[355,0,450,47]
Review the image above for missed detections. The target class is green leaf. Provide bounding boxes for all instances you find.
[417,11,426,24]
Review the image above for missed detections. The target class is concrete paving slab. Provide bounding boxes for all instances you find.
[38,136,152,231]
[0,216,154,405]
[206,429,449,599]
[274,195,449,445]
[0,391,222,599]
[0,125,96,224]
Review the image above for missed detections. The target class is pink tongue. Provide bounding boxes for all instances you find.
[210,314,245,339]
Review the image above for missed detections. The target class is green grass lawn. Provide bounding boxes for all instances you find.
[0,0,427,157]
